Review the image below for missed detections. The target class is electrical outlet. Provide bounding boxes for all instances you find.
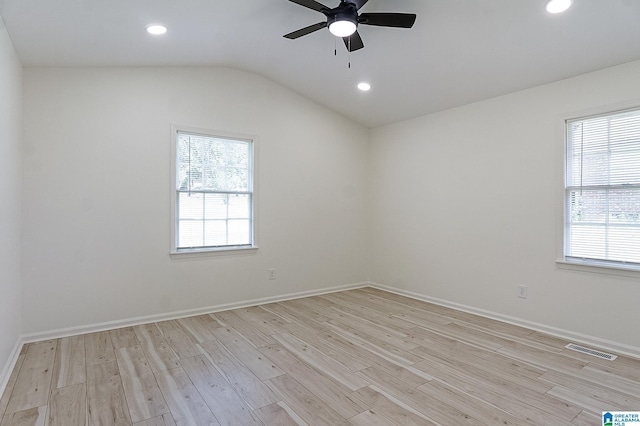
[517,284,527,299]
[268,268,276,280]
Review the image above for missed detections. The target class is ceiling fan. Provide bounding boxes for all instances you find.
[284,0,417,52]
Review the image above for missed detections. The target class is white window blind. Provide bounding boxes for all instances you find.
[175,131,253,251]
[565,108,640,268]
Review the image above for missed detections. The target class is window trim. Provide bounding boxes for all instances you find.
[169,124,259,256]
[556,102,640,277]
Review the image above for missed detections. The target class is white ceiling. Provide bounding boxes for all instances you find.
[2,0,640,127]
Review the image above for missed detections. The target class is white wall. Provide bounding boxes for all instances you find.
[21,67,369,334]
[369,60,640,352]
[19,59,640,353]
[0,16,22,375]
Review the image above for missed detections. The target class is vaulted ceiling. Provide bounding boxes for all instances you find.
[2,0,640,127]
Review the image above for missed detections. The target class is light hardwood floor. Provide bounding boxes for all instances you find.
[1,287,639,425]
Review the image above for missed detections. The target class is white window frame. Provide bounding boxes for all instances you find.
[170,125,258,256]
[556,103,640,277]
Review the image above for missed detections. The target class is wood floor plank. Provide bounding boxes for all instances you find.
[547,384,623,414]
[134,413,176,426]
[411,346,583,421]
[353,386,437,426]
[85,331,116,366]
[116,344,154,377]
[276,320,327,344]
[198,340,279,410]
[409,325,549,382]
[260,342,368,419]
[332,308,422,349]
[348,408,397,426]
[313,331,432,384]
[357,366,486,426]
[320,292,417,331]
[324,322,423,366]
[271,332,370,391]
[48,382,86,426]
[5,340,57,414]
[261,302,328,333]
[293,295,336,312]
[110,327,140,349]
[346,290,452,328]
[154,367,220,426]
[180,355,261,426]
[212,326,284,380]
[571,410,600,426]
[0,353,25,419]
[408,330,553,394]
[212,311,274,348]
[578,363,640,398]
[175,317,216,343]
[410,354,575,425]
[283,328,371,373]
[266,374,351,426]
[390,310,453,328]
[539,369,640,409]
[418,320,511,351]
[86,360,132,426]
[195,314,224,331]
[232,306,291,336]
[116,345,169,423]
[282,298,332,323]
[133,323,181,373]
[155,321,202,360]
[253,401,308,426]
[0,406,47,426]
[418,379,528,426]
[51,335,85,389]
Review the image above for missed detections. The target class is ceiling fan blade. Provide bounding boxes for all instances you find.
[287,0,328,13]
[359,13,417,28]
[343,31,364,52]
[284,22,327,39]
[344,0,369,10]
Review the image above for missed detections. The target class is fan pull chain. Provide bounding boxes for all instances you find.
[348,37,351,69]
[334,37,337,56]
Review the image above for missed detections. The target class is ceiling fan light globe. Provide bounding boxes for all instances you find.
[146,24,167,35]
[545,0,572,14]
[329,20,357,37]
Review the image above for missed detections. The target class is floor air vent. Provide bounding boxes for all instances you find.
[565,343,617,361]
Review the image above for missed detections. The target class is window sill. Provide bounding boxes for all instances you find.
[556,258,640,278]
[170,246,258,259]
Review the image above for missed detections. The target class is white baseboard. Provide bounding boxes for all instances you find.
[369,282,640,360]
[0,337,25,403]
[20,281,370,344]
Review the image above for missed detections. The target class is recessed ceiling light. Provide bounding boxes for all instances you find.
[146,24,167,35]
[545,0,572,14]
[357,82,371,91]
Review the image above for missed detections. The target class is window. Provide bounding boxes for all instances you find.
[171,127,255,253]
[564,108,640,269]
